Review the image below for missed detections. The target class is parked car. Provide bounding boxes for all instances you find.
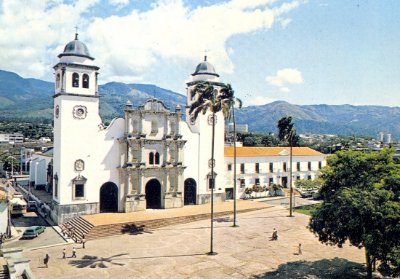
[22,226,46,239]
[27,201,37,212]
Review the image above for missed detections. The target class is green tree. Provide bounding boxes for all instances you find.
[309,149,400,278]
[277,116,298,217]
[1,156,20,174]
[261,133,279,147]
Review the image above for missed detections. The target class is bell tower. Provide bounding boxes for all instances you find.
[52,33,102,224]
[185,56,226,203]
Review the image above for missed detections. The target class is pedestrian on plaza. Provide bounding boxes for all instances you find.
[81,235,86,249]
[72,247,77,258]
[271,228,278,240]
[44,254,50,268]
[62,248,66,259]
[298,243,302,255]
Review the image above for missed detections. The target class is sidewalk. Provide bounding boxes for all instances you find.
[23,204,367,279]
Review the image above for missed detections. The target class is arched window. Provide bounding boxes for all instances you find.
[155,152,160,165]
[56,73,60,88]
[82,74,89,88]
[72,73,79,87]
[149,152,154,165]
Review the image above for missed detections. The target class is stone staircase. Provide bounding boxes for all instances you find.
[63,207,263,242]
[60,216,94,242]
[0,265,8,279]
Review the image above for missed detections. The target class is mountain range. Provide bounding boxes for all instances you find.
[0,69,399,139]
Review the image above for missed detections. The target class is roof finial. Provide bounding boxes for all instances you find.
[74,26,79,40]
[204,49,208,61]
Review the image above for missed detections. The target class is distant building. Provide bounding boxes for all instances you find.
[378,132,384,142]
[224,147,326,198]
[378,132,392,144]
[226,123,248,133]
[386,134,392,144]
[0,133,24,144]
[28,148,53,192]
[20,148,35,172]
[39,137,52,143]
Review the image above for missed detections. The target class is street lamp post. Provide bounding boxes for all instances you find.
[232,105,238,228]
[207,108,217,256]
[6,183,12,238]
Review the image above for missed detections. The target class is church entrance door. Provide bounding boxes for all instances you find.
[184,178,197,205]
[145,179,162,209]
[100,182,118,212]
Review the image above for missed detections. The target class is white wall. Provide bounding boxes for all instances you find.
[35,159,47,186]
[53,84,125,208]
[224,152,327,197]
[0,202,8,234]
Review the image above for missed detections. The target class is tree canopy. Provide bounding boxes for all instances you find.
[309,149,400,278]
[277,116,299,146]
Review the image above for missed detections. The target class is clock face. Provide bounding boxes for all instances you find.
[55,105,59,118]
[208,114,217,125]
[74,160,84,171]
[73,105,87,119]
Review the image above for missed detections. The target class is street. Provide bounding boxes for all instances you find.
[4,211,65,250]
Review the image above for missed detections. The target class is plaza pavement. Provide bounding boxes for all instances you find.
[23,201,369,279]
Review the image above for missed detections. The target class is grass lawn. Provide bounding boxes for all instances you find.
[294,203,321,216]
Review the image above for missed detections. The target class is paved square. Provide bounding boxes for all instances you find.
[24,205,365,278]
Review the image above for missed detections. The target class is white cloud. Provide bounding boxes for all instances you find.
[280,18,292,28]
[0,0,304,83]
[109,0,130,6]
[0,0,99,78]
[266,68,303,92]
[245,95,276,106]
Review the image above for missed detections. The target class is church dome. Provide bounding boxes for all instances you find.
[58,33,94,60]
[192,56,219,77]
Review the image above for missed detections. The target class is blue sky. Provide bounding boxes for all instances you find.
[0,0,399,107]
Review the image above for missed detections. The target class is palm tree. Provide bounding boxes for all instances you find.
[277,116,298,217]
[189,81,241,253]
[218,84,242,227]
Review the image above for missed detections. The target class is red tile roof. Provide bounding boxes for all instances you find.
[224,146,324,157]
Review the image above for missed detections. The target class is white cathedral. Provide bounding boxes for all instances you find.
[50,33,227,224]
[41,34,326,224]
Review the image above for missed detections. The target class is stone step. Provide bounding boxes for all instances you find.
[0,266,9,279]
[61,216,94,242]
[84,207,263,240]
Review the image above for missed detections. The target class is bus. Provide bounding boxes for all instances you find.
[10,197,27,215]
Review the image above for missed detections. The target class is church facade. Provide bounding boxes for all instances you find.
[49,34,227,224]
[45,34,326,224]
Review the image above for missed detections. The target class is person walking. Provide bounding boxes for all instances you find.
[44,254,50,268]
[298,243,302,255]
[72,247,77,258]
[271,228,278,240]
[62,248,66,259]
[81,235,86,249]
